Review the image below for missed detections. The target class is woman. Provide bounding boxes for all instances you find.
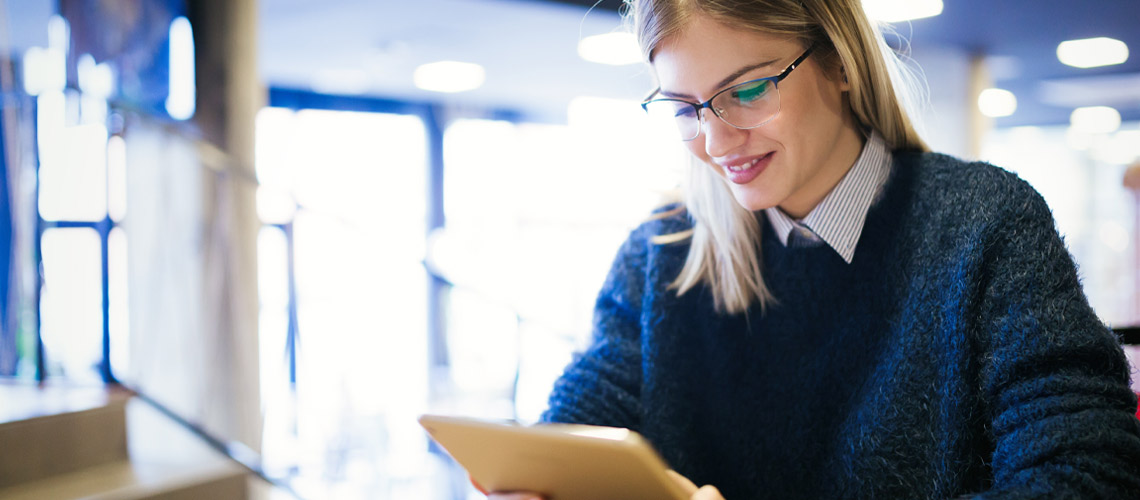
[493,0,1140,498]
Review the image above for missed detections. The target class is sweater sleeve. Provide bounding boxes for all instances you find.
[971,177,1140,499]
[539,226,649,429]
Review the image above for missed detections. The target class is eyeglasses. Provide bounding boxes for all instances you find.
[641,44,815,141]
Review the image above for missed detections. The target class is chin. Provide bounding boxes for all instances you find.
[730,191,775,212]
[729,194,775,211]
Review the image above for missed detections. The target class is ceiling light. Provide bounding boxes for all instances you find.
[977,88,1017,118]
[166,16,196,120]
[1057,37,1129,68]
[413,61,485,93]
[1069,106,1121,135]
[862,0,943,22]
[578,32,641,66]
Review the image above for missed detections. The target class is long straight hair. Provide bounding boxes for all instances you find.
[628,0,929,314]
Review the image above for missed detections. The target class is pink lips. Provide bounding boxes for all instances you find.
[721,152,773,185]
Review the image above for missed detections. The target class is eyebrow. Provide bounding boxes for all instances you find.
[658,58,782,100]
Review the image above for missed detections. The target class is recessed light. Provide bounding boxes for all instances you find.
[166,16,196,120]
[413,61,485,93]
[862,0,943,22]
[1057,37,1129,68]
[578,32,641,66]
[1069,106,1121,135]
[977,88,1017,118]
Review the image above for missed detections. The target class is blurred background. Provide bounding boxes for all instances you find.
[0,0,1138,499]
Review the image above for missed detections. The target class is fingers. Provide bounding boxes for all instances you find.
[474,474,544,499]
[666,469,700,495]
[693,485,726,500]
[667,470,725,499]
[485,477,715,500]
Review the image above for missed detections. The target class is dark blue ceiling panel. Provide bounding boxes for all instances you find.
[535,0,1140,127]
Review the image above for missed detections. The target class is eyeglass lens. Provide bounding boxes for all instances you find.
[643,78,781,141]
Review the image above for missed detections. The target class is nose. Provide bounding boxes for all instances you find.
[699,109,747,159]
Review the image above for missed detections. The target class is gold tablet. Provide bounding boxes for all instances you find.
[418,414,689,500]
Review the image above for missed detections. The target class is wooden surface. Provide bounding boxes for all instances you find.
[0,383,131,488]
[0,382,130,425]
[0,383,252,499]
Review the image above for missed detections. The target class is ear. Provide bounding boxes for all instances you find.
[839,65,851,91]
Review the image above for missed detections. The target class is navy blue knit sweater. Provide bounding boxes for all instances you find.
[542,152,1140,499]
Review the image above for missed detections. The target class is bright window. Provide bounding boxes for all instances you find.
[40,227,103,381]
[37,92,108,222]
[434,97,686,423]
[255,107,433,498]
[982,123,1139,327]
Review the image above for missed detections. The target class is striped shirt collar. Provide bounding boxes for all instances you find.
[763,132,893,263]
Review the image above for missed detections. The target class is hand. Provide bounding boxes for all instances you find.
[478,475,542,500]
[667,470,726,500]
[483,470,725,500]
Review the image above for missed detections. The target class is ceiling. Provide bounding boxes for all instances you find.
[859,0,1140,126]
[259,0,647,123]
[258,0,1140,128]
[5,0,1136,127]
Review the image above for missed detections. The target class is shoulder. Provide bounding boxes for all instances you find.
[642,202,694,235]
[898,151,1041,203]
[620,202,694,254]
[894,151,1053,227]
[594,203,692,317]
[606,203,692,283]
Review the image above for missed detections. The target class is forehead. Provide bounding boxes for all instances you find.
[652,16,800,97]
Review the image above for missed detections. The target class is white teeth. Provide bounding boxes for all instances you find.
[727,157,762,172]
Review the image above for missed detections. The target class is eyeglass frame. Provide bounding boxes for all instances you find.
[640,43,816,141]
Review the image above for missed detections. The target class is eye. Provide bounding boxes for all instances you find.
[673,104,697,118]
[729,80,772,104]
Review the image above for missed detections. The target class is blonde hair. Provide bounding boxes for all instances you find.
[628,0,930,314]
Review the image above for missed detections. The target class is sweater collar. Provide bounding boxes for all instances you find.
[763,131,893,263]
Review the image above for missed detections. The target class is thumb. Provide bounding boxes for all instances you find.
[693,484,725,500]
[688,485,725,500]
[665,469,699,495]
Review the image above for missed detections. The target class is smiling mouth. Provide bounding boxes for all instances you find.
[726,153,771,172]
[727,158,760,172]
